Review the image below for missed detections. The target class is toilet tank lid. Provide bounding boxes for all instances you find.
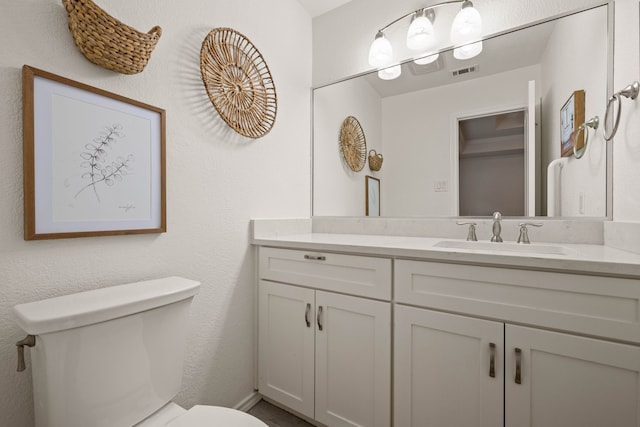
[13,277,201,335]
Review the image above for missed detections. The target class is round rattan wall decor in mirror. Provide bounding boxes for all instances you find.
[339,116,367,172]
[200,28,277,139]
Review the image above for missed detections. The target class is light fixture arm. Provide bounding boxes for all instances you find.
[377,0,467,33]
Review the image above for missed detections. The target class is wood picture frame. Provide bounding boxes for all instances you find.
[366,175,380,216]
[560,89,585,157]
[22,65,166,240]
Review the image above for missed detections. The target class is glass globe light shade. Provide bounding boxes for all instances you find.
[368,32,393,67]
[406,13,435,51]
[453,41,483,60]
[378,64,402,80]
[450,2,482,45]
[414,52,439,65]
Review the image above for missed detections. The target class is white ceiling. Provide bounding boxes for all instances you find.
[296,0,353,17]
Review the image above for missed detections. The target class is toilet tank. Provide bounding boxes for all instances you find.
[13,277,201,427]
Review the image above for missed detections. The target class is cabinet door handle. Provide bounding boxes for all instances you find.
[304,254,326,261]
[514,348,522,384]
[489,343,496,378]
[305,303,311,328]
[317,305,323,331]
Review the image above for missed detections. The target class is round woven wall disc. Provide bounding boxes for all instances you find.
[200,28,277,139]
[339,116,367,172]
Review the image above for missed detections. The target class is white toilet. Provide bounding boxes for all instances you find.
[13,277,267,427]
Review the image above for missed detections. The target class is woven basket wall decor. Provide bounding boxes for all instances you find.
[61,0,162,75]
[200,28,277,139]
[339,116,367,172]
[368,149,383,171]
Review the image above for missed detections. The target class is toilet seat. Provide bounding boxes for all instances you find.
[167,405,267,427]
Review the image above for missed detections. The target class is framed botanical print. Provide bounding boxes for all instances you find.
[22,65,166,240]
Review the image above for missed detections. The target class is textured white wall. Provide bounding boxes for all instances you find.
[612,0,640,221]
[0,1,311,426]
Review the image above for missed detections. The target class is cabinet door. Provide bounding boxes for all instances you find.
[315,291,391,427]
[394,306,504,427]
[505,324,640,427]
[258,280,315,419]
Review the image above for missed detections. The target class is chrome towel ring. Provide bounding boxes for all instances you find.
[574,116,599,159]
[603,81,640,141]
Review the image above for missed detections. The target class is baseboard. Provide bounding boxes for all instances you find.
[234,391,263,412]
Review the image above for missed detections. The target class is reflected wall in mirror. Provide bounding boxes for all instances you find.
[313,4,610,218]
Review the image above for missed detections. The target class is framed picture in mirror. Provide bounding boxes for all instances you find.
[366,176,380,216]
[560,89,585,157]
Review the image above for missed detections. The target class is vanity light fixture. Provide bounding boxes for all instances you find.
[453,40,483,59]
[406,9,436,51]
[450,1,483,59]
[378,64,402,80]
[368,31,393,67]
[368,0,483,79]
[414,52,439,65]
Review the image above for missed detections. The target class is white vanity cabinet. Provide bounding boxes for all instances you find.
[394,305,504,426]
[395,259,640,427]
[258,280,315,417]
[505,324,640,427]
[258,247,392,427]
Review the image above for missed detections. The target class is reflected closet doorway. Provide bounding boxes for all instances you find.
[458,110,526,216]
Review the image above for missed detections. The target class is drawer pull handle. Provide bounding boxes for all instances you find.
[489,343,496,378]
[317,305,324,331]
[305,303,311,328]
[304,254,326,261]
[515,348,522,384]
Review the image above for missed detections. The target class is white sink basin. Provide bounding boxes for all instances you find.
[434,240,574,256]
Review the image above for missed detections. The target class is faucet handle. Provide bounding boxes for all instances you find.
[517,222,543,244]
[456,222,478,241]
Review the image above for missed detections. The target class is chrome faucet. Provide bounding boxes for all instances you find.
[456,222,478,241]
[490,212,503,242]
[517,222,543,244]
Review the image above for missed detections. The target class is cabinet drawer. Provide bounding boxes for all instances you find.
[259,247,391,300]
[395,259,640,343]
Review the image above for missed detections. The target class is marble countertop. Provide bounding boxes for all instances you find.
[252,232,640,278]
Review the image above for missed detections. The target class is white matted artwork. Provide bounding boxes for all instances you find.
[23,65,166,240]
[366,175,380,216]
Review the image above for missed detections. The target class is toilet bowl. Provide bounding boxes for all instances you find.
[137,402,267,426]
[13,277,266,427]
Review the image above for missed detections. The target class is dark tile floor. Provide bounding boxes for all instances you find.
[248,400,315,427]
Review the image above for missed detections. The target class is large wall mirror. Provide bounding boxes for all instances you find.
[313,4,612,219]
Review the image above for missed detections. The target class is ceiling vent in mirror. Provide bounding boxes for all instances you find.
[451,64,479,77]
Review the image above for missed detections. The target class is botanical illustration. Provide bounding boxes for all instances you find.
[47,89,155,228]
[73,124,135,203]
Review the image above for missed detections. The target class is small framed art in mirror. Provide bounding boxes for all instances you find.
[366,176,380,216]
[560,89,585,157]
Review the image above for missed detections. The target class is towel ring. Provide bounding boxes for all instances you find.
[574,116,599,159]
[603,81,639,141]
